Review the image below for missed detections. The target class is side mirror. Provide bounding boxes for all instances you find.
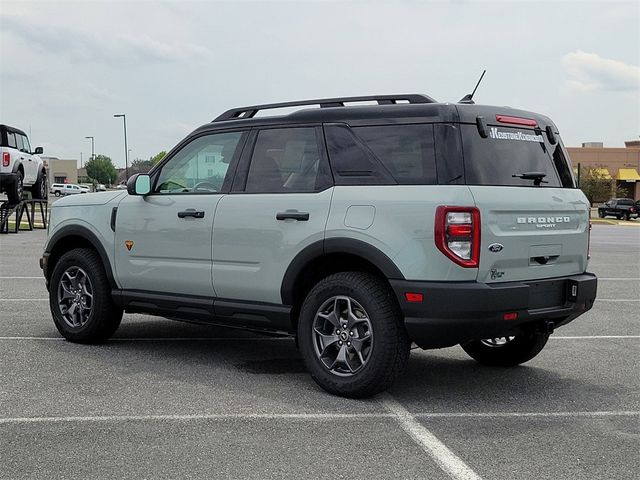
[34,147,44,155]
[127,174,151,195]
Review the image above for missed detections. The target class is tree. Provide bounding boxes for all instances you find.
[578,166,615,205]
[150,151,167,165]
[85,154,118,185]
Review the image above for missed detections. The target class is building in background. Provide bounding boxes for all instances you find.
[567,142,640,200]
[43,157,79,184]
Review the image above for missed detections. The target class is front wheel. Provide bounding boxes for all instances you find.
[461,332,550,367]
[623,212,630,221]
[297,272,410,398]
[598,211,605,218]
[49,248,123,343]
[31,170,48,199]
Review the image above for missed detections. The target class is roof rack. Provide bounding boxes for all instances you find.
[213,94,437,122]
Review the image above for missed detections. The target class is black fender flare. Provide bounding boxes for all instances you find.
[11,160,23,175]
[280,238,404,305]
[45,225,117,288]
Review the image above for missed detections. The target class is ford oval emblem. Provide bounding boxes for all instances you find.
[488,243,504,253]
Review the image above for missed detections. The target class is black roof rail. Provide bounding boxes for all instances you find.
[213,94,438,122]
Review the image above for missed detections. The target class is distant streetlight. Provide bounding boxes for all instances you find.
[84,136,94,163]
[114,114,129,180]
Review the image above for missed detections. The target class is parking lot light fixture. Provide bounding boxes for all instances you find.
[84,136,94,162]
[114,114,129,180]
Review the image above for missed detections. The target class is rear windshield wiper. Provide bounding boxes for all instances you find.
[512,172,548,186]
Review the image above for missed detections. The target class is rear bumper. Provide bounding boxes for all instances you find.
[390,273,597,349]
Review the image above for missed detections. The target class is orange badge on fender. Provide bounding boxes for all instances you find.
[124,240,134,251]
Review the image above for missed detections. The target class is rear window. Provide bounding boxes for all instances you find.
[325,124,437,185]
[461,125,572,188]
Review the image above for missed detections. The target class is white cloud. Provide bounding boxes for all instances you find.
[562,50,640,93]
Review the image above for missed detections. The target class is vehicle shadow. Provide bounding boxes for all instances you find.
[28,317,628,414]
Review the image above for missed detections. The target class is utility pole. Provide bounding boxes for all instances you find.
[114,114,129,180]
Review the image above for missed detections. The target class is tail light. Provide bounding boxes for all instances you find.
[2,152,9,167]
[435,206,481,268]
[587,222,592,260]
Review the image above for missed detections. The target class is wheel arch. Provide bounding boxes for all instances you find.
[281,238,405,327]
[45,226,116,289]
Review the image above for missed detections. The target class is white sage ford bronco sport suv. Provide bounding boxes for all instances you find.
[0,124,47,204]
[41,95,597,398]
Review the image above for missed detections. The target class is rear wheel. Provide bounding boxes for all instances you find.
[49,248,122,343]
[297,272,410,398]
[31,170,48,199]
[598,211,605,218]
[623,212,630,221]
[461,331,550,367]
[6,170,23,204]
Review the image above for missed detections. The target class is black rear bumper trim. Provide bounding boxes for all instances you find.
[390,273,597,349]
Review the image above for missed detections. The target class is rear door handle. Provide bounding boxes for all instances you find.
[177,209,205,219]
[276,210,309,221]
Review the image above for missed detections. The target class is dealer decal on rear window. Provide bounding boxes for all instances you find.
[489,127,544,143]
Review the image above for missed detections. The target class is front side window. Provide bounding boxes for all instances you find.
[155,131,244,194]
[245,127,325,193]
[19,135,31,153]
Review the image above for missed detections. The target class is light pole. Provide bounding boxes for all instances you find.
[85,136,94,163]
[114,114,129,180]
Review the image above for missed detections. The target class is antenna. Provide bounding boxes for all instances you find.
[458,70,486,104]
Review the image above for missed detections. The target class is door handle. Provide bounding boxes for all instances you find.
[177,209,205,219]
[276,210,310,221]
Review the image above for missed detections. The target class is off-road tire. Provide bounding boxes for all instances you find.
[461,331,550,367]
[31,170,48,199]
[6,170,23,204]
[297,272,410,398]
[49,248,123,343]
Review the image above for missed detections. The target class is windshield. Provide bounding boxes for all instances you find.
[461,125,574,188]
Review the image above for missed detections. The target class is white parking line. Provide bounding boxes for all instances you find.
[0,413,393,424]
[596,299,640,302]
[382,394,482,480]
[0,335,637,341]
[413,411,640,419]
[0,277,44,279]
[1,410,636,425]
[552,336,640,340]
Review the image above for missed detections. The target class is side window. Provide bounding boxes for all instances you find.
[7,132,17,149]
[244,127,327,193]
[352,124,437,185]
[154,131,244,194]
[324,123,437,185]
[20,135,31,153]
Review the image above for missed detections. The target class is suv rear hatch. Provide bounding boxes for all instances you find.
[459,111,590,284]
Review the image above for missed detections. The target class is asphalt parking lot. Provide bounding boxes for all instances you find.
[0,224,638,479]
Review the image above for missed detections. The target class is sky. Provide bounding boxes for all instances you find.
[1,0,639,169]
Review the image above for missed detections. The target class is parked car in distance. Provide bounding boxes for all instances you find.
[598,198,638,220]
[59,184,83,196]
[50,183,66,196]
[79,185,90,194]
[41,94,597,398]
[96,184,107,192]
[115,184,128,190]
[0,124,47,203]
